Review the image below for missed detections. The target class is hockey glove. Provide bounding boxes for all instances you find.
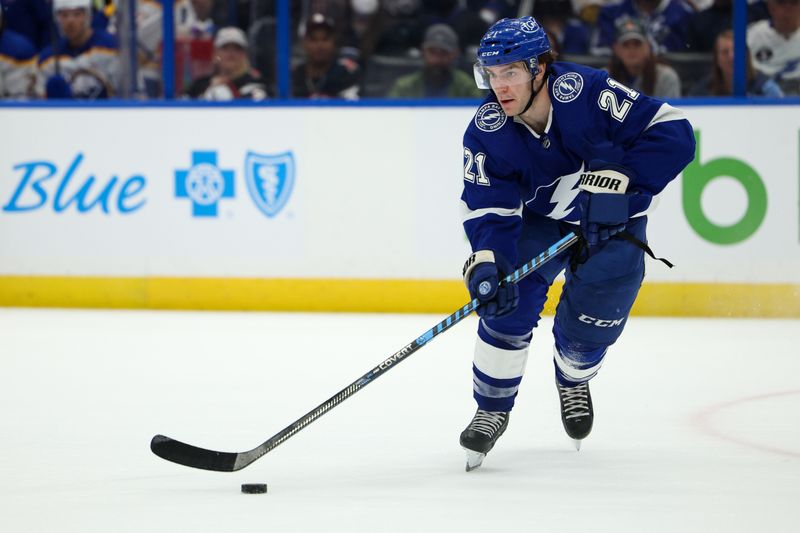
[46,74,72,99]
[463,250,519,320]
[577,162,633,246]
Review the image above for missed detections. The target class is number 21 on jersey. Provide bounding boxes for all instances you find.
[464,148,490,186]
[598,78,640,122]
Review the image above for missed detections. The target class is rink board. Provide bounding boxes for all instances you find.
[0,104,798,316]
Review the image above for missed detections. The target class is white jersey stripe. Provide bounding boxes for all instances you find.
[461,200,523,223]
[645,103,686,131]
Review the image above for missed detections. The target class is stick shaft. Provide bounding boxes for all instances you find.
[151,232,579,471]
[252,231,579,457]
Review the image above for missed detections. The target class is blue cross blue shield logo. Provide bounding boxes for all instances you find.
[175,151,235,217]
[244,151,295,218]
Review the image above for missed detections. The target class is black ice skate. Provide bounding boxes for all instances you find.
[556,380,594,450]
[459,409,509,471]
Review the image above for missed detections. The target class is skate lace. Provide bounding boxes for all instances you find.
[468,410,507,437]
[558,383,590,419]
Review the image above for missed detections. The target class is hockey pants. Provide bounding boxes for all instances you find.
[471,211,646,412]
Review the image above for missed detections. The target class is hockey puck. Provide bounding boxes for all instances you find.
[241,483,268,494]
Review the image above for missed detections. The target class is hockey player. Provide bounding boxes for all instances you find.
[459,16,694,471]
[0,4,38,98]
[37,0,119,99]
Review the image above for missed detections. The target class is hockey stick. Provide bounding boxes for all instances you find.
[150,232,580,472]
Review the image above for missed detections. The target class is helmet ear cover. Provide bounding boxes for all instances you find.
[525,57,540,78]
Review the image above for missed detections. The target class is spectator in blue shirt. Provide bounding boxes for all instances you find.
[595,0,693,54]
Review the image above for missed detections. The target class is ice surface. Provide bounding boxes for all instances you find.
[1,308,797,532]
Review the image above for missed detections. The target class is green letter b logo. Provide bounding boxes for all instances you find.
[683,131,767,245]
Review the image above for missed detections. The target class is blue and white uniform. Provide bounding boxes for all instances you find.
[461,61,694,411]
[0,28,38,98]
[37,29,119,99]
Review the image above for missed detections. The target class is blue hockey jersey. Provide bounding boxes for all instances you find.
[0,29,38,98]
[460,62,695,267]
[37,30,119,99]
[595,0,694,54]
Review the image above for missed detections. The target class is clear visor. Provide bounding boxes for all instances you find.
[473,62,535,90]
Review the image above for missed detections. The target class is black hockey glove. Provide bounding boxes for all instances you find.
[577,161,633,246]
[463,250,519,320]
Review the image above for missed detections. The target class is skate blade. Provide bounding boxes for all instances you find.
[464,450,486,472]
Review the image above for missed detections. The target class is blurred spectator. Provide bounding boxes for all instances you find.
[607,16,681,97]
[534,0,591,55]
[301,0,362,64]
[686,0,770,52]
[292,12,361,99]
[686,0,732,51]
[340,0,380,62]
[90,0,120,33]
[1,0,51,51]
[596,0,693,54]
[302,0,351,38]
[181,0,218,39]
[419,0,490,54]
[246,1,302,91]
[387,23,482,98]
[689,28,784,96]
[359,0,426,58]
[97,0,219,97]
[0,3,38,97]
[572,0,610,26]
[37,0,119,99]
[748,0,800,95]
[185,26,268,100]
[470,0,517,25]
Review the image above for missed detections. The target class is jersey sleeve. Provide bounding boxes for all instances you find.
[460,130,523,269]
[583,69,695,197]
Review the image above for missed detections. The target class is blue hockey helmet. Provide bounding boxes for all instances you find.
[474,17,551,89]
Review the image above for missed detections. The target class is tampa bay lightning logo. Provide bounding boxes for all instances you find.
[475,102,507,132]
[245,151,295,218]
[552,72,584,103]
[520,19,540,33]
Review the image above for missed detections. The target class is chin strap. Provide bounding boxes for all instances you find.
[520,66,550,115]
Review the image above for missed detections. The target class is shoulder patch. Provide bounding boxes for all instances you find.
[552,72,584,103]
[474,102,507,132]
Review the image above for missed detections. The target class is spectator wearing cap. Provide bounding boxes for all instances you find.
[387,23,482,98]
[607,16,682,98]
[595,0,693,54]
[418,0,490,55]
[185,26,268,100]
[292,12,361,99]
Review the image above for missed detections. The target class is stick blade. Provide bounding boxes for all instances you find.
[150,434,241,472]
